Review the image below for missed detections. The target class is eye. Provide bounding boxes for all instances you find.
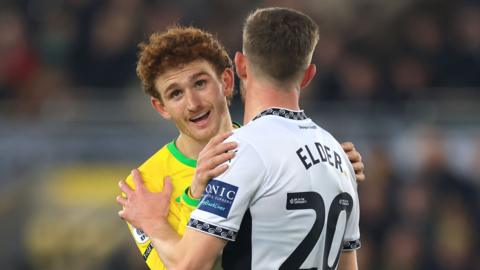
[169,89,182,99]
[194,79,207,89]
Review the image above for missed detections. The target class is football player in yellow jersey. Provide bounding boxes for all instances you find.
[118,26,365,270]
[120,26,239,270]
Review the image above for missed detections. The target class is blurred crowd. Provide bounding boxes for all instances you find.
[1,0,479,114]
[0,0,479,270]
[359,128,480,270]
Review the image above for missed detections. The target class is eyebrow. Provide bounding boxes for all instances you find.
[164,71,211,93]
[165,83,180,93]
[191,71,210,81]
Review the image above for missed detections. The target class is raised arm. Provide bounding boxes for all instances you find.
[118,170,227,269]
[117,132,238,269]
[189,132,238,198]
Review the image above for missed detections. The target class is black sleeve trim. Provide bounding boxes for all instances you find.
[187,218,238,241]
[343,239,361,250]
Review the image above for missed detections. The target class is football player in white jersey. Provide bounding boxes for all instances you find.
[118,7,361,270]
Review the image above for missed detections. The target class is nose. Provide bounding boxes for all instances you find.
[185,89,202,111]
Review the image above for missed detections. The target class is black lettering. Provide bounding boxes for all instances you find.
[143,243,154,261]
[334,151,343,172]
[296,147,312,170]
[324,146,334,166]
[315,142,327,162]
[305,145,320,165]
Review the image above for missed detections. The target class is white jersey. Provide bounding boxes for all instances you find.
[188,108,360,270]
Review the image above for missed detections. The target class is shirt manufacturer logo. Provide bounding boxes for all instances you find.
[290,197,307,204]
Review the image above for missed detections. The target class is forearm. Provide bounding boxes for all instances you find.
[338,250,358,270]
[146,219,183,268]
[150,224,222,270]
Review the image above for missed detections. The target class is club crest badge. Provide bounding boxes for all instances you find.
[132,227,150,244]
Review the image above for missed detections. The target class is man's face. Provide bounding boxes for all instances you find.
[153,60,232,142]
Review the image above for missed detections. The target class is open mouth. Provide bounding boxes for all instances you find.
[190,111,210,123]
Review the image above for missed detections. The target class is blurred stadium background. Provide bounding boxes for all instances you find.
[1,0,479,269]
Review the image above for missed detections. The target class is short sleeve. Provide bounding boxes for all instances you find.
[188,136,266,241]
[342,189,361,250]
[341,151,361,250]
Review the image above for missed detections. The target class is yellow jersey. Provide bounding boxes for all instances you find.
[124,141,200,270]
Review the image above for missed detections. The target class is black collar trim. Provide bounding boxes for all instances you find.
[252,108,307,121]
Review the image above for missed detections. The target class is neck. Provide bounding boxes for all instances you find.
[176,109,233,159]
[175,135,206,160]
[243,79,300,124]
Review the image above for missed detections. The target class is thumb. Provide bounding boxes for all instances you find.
[163,176,173,198]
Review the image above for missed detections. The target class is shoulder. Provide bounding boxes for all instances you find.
[125,144,171,188]
[139,144,171,171]
[221,126,267,169]
[229,118,274,143]
[315,125,357,180]
[316,127,358,188]
[228,125,263,157]
[223,122,274,174]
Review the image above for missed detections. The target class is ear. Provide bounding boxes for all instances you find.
[151,97,171,119]
[221,67,235,98]
[234,52,247,80]
[300,64,316,89]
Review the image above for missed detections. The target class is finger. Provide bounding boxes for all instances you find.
[206,151,236,170]
[355,173,365,182]
[341,142,354,152]
[200,141,237,165]
[116,195,128,206]
[347,151,361,162]
[204,131,234,150]
[163,176,173,199]
[212,131,234,145]
[211,141,238,156]
[118,209,126,219]
[206,164,229,179]
[132,169,146,192]
[352,162,364,172]
[119,180,133,197]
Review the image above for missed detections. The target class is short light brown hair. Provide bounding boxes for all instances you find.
[137,26,232,100]
[243,7,319,83]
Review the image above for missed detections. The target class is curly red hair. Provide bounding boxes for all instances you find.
[136,26,232,100]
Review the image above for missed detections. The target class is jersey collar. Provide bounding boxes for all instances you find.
[167,141,197,168]
[167,121,241,168]
[252,108,307,121]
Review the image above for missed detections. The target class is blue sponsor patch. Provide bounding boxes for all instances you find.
[198,179,238,218]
